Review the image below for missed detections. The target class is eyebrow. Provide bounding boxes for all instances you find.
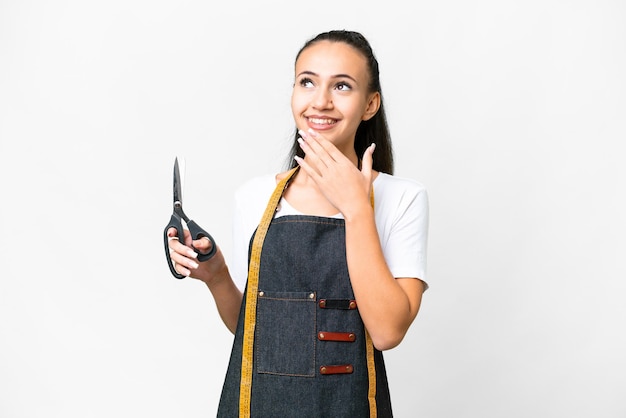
[296,70,358,83]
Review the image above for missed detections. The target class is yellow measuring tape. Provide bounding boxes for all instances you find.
[239,167,378,417]
[366,190,377,418]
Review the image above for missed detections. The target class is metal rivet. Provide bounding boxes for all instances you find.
[319,300,326,308]
[319,333,325,340]
[349,333,355,341]
[258,291,264,297]
[349,301,356,309]
[309,293,315,299]
[320,367,327,374]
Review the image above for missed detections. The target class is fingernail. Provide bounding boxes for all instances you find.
[298,129,307,138]
[190,261,199,269]
[188,250,198,258]
[307,128,317,136]
[294,155,303,163]
[370,143,376,152]
[297,137,305,146]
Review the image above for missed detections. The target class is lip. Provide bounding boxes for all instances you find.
[305,115,338,131]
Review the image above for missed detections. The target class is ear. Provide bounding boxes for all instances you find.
[362,92,381,121]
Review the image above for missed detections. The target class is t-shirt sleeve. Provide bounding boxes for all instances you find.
[377,178,430,290]
[229,174,276,292]
[230,188,249,292]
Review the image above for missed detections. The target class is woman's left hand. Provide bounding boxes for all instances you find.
[295,128,376,218]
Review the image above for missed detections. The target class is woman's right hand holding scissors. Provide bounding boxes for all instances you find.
[166,227,228,285]
[167,227,242,333]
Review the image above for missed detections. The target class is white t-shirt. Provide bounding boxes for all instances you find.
[229,172,429,292]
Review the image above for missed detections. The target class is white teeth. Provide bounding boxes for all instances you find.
[308,118,336,125]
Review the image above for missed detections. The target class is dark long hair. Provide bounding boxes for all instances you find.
[286,30,394,174]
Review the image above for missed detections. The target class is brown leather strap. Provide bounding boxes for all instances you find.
[320,364,354,375]
[317,331,356,342]
[319,299,357,310]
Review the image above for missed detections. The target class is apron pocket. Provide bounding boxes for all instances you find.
[255,290,316,377]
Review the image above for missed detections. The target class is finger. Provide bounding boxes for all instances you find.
[169,247,200,275]
[293,154,319,180]
[167,227,192,247]
[303,129,347,164]
[168,237,198,260]
[361,143,375,178]
[298,130,336,168]
[297,136,327,173]
[193,236,214,254]
[175,263,191,277]
[175,262,191,277]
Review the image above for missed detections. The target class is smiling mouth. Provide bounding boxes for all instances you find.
[307,117,337,126]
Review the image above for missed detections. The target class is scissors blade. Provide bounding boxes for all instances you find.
[173,156,185,205]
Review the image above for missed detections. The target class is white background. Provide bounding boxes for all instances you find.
[1,1,625,417]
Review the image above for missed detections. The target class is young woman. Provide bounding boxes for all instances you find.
[167,29,429,417]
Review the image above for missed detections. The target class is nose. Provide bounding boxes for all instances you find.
[312,88,333,109]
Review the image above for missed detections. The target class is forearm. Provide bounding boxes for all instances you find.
[203,266,243,334]
[344,206,422,351]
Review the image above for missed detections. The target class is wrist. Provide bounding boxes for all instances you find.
[343,201,374,224]
[202,263,231,289]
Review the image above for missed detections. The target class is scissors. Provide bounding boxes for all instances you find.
[163,157,217,279]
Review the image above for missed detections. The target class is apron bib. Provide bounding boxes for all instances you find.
[217,168,392,417]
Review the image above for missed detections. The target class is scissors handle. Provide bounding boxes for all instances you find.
[163,214,217,279]
[186,220,218,262]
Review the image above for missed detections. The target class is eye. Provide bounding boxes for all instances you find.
[335,81,352,91]
[299,77,314,88]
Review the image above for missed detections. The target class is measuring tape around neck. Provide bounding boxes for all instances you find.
[238,167,378,417]
[238,167,298,417]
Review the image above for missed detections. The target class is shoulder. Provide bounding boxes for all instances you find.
[232,173,279,235]
[374,172,428,201]
[234,173,277,202]
[373,172,428,224]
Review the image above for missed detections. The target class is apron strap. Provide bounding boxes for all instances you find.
[239,167,379,417]
[366,189,377,418]
[239,167,299,417]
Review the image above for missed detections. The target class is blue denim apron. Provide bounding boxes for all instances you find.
[217,170,392,417]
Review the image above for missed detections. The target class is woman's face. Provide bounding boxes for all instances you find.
[291,40,380,154]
